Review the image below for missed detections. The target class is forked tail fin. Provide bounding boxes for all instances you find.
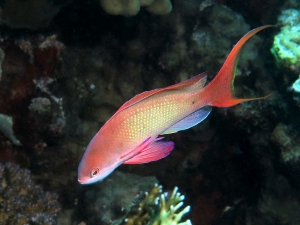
[203,25,272,107]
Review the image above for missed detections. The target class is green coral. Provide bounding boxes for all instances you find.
[150,186,191,225]
[271,9,300,71]
[121,184,191,225]
[292,76,300,92]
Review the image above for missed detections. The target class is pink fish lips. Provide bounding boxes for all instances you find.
[78,26,272,185]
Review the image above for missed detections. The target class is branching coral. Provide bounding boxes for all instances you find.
[151,186,191,225]
[122,184,191,225]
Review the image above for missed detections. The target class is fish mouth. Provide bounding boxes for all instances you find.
[78,178,87,184]
[78,177,96,185]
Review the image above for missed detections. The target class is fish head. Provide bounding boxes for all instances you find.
[77,134,121,184]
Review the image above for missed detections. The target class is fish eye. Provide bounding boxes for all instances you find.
[90,168,100,178]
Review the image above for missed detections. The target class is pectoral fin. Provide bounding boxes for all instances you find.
[123,138,174,164]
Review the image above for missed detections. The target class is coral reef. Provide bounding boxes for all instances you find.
[0,162,61,224]
[269,123,300,187]
[79,171,191,225]
[271,123,300,163]
[0,35,66,148]
[271,8,300,73]
[29,97,52,114]
[0,0,173,31]
[246,175,300,225]
[195,4,262,74]
[81,171,158,224]
[0,113,22,146]
[291,76,300,104]
[161,4,262,79]
[122,185,191,225]
[292,75,300,92]
[1,1,300,225]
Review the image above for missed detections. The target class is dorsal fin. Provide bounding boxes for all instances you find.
[115,72,207,114]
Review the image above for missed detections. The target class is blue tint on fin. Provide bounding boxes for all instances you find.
[161,106,212,135]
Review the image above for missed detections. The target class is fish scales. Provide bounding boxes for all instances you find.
[106,90,200,147]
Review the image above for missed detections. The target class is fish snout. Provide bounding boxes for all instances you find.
[77,178,84,184]
[77,177,92,185]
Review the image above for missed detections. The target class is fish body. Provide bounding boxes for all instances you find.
[78,26,271,184]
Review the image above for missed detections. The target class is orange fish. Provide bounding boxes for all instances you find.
[78,26,271,184]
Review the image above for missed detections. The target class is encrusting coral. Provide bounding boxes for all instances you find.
[0,162,61,225]
[121,184,191,225]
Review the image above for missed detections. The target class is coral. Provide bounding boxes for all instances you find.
[0,3,289,225]
[160,5,261,77]
[122,185,191,225]
[271,9,300,73]
[257,193,300,225]
[292,76,300,92]
[80,171,191,225]
[271,123,300,163]
[29,97,52,114]
[230,99,275,133]
[291,76,300,104]
[82,171,158,224]
[0,162,61,224]
[100,0,172,16]
[0,35,66,147]
[146,0,173,15]
[246,175,300,225]
[206,5,250,38]
[0,113,21,146]
[186,4,261,75]
[33,76,66,119]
